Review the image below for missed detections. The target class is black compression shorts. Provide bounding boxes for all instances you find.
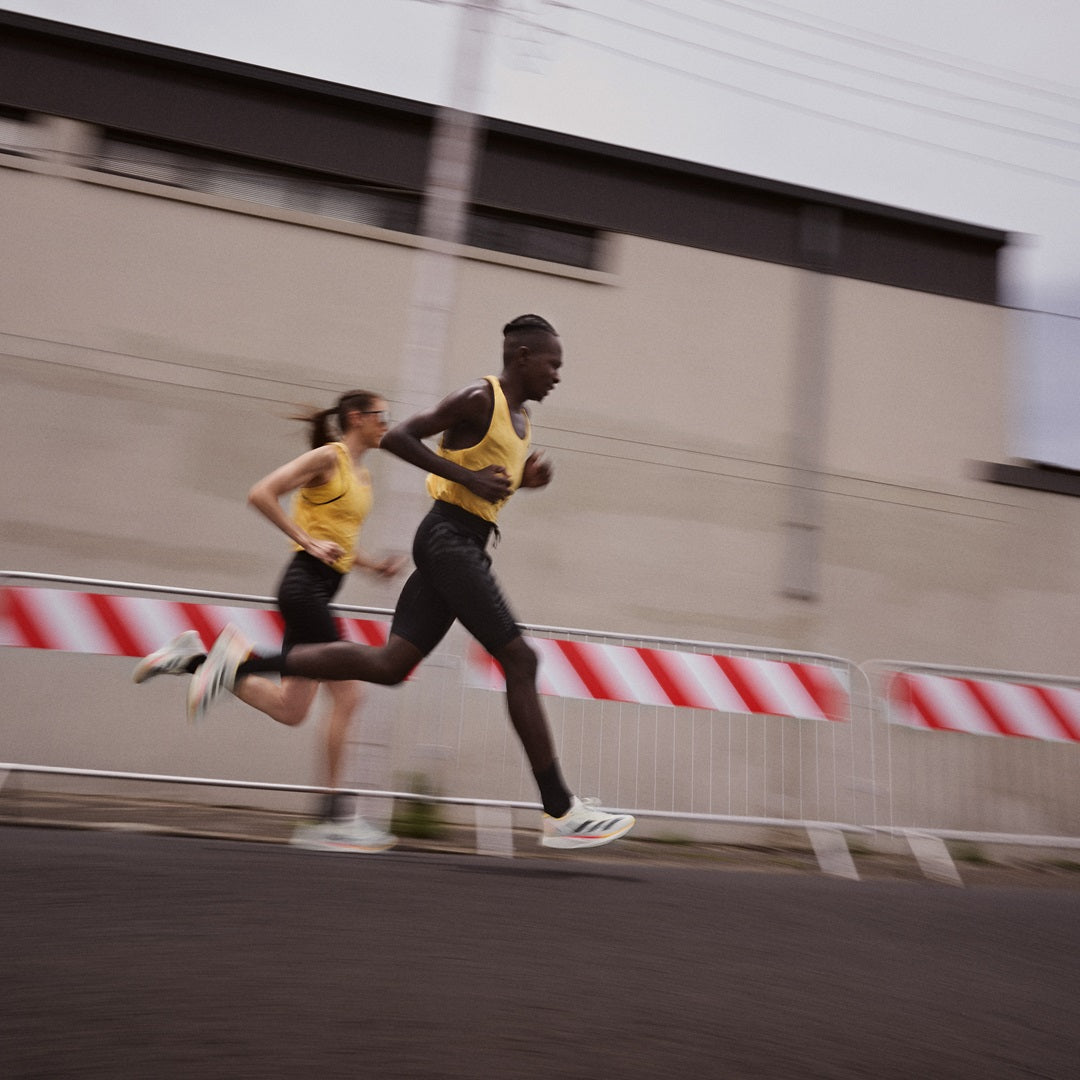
[390,501,521,658]
[276,550,346,653]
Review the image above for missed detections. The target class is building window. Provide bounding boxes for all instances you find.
[0,108,37,157]
[467,205,599,269]
[76,133,599,269]
[94,135,422,233]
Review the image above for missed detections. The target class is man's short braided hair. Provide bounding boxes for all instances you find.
[502,314,557,337]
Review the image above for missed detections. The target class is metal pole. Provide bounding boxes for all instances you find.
[782,205,840,603]
[396,0,499,411]
[356,0,502,817]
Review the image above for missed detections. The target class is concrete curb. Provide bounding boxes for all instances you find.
[5,791,1080,888]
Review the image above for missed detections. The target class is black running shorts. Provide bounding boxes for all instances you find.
[390,501,521,658]
[276,550,346,653]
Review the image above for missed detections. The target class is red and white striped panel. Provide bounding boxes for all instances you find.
[887,671,1080,742]
[467,639,849,722]
[0,587,388,658]
[2,585,848,722]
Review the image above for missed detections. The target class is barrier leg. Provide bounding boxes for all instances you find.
[905,831,963,887]
[475,805,515,858]
[807,827,859,880]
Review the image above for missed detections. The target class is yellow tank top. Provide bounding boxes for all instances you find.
[291,442,372,574]
[426,376,530,524]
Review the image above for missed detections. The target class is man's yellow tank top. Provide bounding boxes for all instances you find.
[426,376,530,524]
[291,442,372,574]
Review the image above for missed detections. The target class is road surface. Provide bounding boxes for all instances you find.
[3,826,1078,1079]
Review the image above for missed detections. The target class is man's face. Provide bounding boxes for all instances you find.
[524,336,563,402]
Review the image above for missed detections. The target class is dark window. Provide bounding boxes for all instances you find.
[0,107,36,157]
[86,134,599,270]
[467,206,599,269]
[95,135,421,233]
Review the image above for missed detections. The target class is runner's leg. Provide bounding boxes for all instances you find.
[404,510,571,816]
[323,679,361,790]
[279,634,423,684]
[230,674,319,725]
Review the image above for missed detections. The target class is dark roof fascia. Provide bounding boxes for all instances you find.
[481,116,1008,248]
[981,461,1080,498]
[0,9,1009,252]
[0,8,437,119]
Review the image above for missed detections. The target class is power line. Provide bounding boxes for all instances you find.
[2,332,1017,521]
[503,7,1080,187]
[698,0,1080,105]
[533,439,1016,521]
[533,2,1080,152]
[616,0,1080,137]
[538,422,1024,512]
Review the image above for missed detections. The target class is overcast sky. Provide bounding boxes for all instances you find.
[5,0,1080,464]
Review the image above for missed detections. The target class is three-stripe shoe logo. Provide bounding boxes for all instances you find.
[569,815,622,838]
[541,798,635,850]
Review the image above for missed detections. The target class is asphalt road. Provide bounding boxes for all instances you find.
[3,826,1079,1080]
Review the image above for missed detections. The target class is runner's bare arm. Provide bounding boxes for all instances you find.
[381,382,512,503]
[351,548,408,576]
[247,444,344,564]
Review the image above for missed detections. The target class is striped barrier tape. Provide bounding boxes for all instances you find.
[466,638,849,723]
[887,671,1080,742]
[2,585,850,723]
[0,586,388,655]
[10,586,1080,740]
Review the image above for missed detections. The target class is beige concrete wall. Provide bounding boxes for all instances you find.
[4,129,1078,832]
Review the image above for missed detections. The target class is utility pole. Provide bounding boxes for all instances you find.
[396,0,500,411]
[383,0,500,533]
[351,0,502,823]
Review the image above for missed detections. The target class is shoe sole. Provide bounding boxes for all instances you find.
[132,657,165,685]
[132,655,191,684]
[132,632,202,684]
[187,663,215,723]
[187,625,245,723]
[290,838,397,853]
[541,819,635,850]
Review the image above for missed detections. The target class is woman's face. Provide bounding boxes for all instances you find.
[357,399,390,448]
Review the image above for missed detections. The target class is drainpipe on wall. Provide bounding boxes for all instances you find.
[782,205,840,601]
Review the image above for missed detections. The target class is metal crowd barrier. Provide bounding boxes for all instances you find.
[859,658,1080,883]
[8,572,1080,881]
[1,571,872,875]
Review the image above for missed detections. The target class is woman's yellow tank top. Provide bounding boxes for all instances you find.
[426,376,530,523]
[291,442,372,574]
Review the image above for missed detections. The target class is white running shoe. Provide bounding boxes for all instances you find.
[290,817,397,854]
[541,796,635,850]
[132,630,206,684]
[186,623,250,723]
